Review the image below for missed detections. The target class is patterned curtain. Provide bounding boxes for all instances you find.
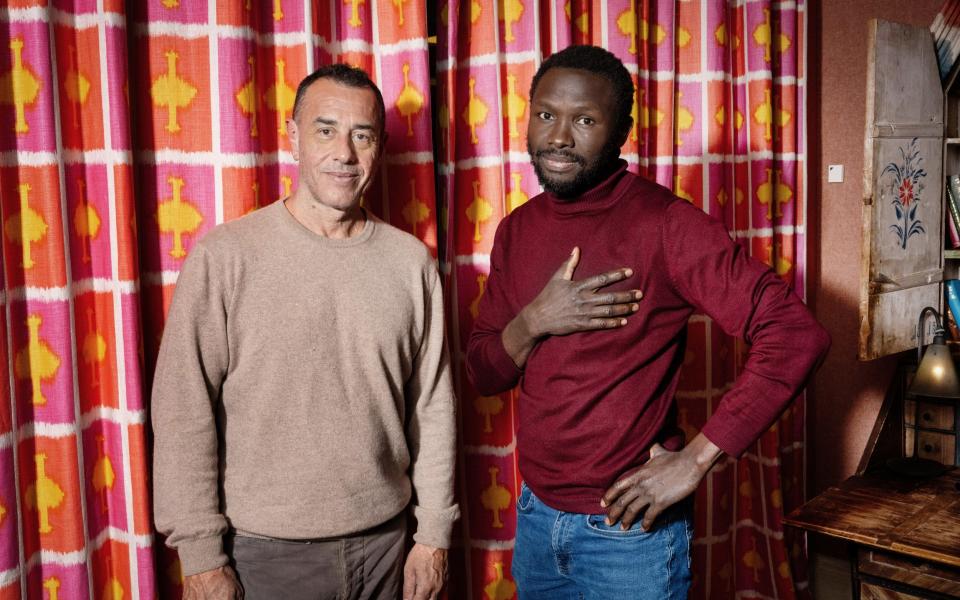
[437,1,810,599]
[0,1,434,598]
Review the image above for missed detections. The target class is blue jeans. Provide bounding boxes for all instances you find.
[512,483,692,600]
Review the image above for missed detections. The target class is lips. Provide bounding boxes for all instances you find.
[324,171,360,184]
[537,151,583,174]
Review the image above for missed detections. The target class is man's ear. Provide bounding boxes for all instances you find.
[287,118,299,160]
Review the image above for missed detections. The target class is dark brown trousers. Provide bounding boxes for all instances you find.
[226,513,406,600]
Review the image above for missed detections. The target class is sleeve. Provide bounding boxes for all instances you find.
[465,219,525,395]
[151,243,231,576]
[662,201,831,458]
[404,264,461,549]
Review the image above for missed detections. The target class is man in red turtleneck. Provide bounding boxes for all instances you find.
[466,45,830,599]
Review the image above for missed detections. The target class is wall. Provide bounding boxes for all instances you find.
[810,0,943,495]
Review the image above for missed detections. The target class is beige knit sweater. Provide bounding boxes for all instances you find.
[152,200,459,577]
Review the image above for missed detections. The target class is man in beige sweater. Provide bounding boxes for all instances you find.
[152,64,459,600]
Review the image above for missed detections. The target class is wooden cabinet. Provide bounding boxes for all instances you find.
[786,368,960,599]
[785,470,960,599]
[860,19,945,361]
[905,396,960,465]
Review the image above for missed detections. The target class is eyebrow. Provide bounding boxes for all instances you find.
[313,117,377,132]
[531,98,604,112]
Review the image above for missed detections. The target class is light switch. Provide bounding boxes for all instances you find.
[827,164,844,183]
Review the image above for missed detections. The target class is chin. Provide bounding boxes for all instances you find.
[533,165,585,199]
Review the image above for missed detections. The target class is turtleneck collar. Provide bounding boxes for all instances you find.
[545,159,631,216]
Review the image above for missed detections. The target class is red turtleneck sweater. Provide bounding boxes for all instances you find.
[466,162,830,513]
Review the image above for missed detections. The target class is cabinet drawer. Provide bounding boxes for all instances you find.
[919,401,955,430]
[860,580,924,599]
[860,581,923,599]
[904,400,955,430]
[858,549,960,596]
[917,430,957,464]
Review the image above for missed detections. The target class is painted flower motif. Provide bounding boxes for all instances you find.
[882,137,927,250]
[898,178,914,206]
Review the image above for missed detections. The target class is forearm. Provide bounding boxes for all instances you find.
[701,279,830,457]
[153,386,229,575]
[408,402,460,549]
[500,307,540,368]
[683,432,724,478]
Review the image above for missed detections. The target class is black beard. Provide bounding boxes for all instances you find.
[528,139,623,200]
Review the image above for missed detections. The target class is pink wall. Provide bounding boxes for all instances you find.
[810,0,944,493]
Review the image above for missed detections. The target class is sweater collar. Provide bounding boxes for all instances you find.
[277,199,376,247]
[545,159,631,215]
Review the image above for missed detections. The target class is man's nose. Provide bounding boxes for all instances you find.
[333,134,358,163]
[548,120,573,148]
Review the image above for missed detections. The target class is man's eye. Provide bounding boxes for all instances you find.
[537,112,554,121]
[577,117,595,126]
[319,128,333,136]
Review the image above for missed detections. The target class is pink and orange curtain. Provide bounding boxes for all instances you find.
[0,1,434,598]
[0,1,808,598]
[438,1,809,599]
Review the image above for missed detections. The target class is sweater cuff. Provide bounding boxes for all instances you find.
[411,503,461,549]
[176,536,229,578]
[700,418,749,459]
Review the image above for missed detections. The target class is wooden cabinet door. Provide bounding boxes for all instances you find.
[860,19,945,360]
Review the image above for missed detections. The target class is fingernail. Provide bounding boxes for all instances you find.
[605,518,612,526]
[631,303,639,311]
[620,319,627,326]
[635,291,643,300]
[622,523,629,531]
[624,268,633,276]
[600,499,607,508]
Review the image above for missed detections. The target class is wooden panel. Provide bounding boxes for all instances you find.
[860,283,943,360]
[860,549,960,596]
[860,581,923,600]
[785,470,960,568]
[869,21,942,127]
[860,19,945,360]
[893,496,960,571]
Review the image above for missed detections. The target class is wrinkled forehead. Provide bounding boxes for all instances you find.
[299,79,383,131]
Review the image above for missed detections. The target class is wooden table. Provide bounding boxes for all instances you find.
[785,467,960,599]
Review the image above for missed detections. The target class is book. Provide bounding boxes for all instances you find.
[945,279,960,340]
[949,200,960,248]
[946,174,960,248]
[945,296,960,342]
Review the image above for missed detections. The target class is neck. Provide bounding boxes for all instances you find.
[284,191,366,239]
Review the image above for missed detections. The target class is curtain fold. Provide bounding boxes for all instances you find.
[437,1,809,598]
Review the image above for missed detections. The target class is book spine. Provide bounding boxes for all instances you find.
[947,175,960,248]
[949,199,960,248]
[945,280,960,339]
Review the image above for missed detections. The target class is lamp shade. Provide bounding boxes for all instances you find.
[909,333,960,399]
